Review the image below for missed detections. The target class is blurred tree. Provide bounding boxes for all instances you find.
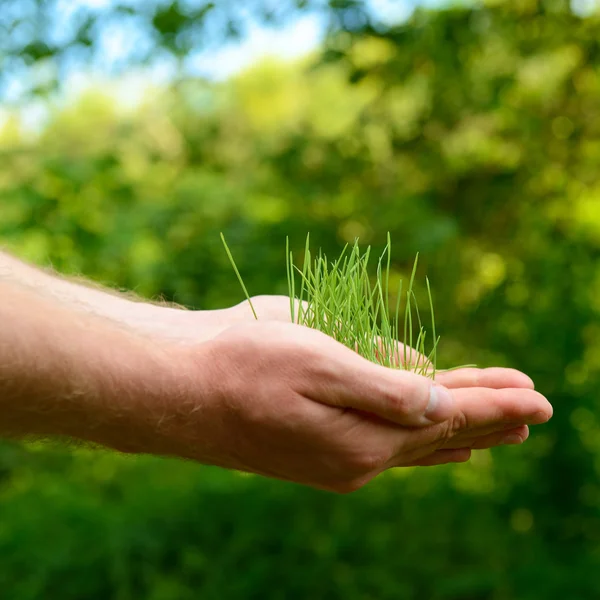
[0,0,372,100]
[1,0,600,598]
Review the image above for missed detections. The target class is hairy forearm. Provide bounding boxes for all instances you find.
[0,251,233,342]
[0,251,171,325]
[0,280,177,449]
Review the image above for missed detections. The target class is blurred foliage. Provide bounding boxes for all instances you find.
[2,0,600,598]
[0,0,371,100]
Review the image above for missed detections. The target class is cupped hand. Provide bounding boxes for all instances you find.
[143,295,291,343]
[154,292,543,397]
[146,321,551,493]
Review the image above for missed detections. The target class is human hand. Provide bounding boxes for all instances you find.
[136,295,291,344]
[130,321,551,493]
[0,257,548,493]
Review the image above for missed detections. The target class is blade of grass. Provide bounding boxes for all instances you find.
[286,237,295,324]
[426,276,437,379]
[220,232,258,320]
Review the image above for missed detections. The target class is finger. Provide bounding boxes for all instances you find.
[372,387,549,464]
[404,448,472,467]
[442,425,530,450]
[450,387,552,427]
[434,368,535,390]
[440,420,530,448]
[380,422,528,470]
[307,342,456,427]
[399,387,550,450]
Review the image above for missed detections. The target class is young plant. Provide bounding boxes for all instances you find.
[221,233,447,379]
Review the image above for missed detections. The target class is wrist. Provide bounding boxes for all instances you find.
[135,304,237,344]
[49,318,177,453]
[86,331,221,464]
[0,285,153,443]
[73,331,174,454]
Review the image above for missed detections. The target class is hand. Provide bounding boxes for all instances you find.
[0,257,549,492]
[138,295,291,344]
[133,321,552,493]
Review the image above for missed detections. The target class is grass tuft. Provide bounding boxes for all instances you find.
[221,233,467,379]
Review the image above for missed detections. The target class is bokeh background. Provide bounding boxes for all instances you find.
[1,0,600,598]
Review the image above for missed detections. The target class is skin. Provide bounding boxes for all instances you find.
[0,254,553,493]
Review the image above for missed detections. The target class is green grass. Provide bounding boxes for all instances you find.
[221,233,443,379]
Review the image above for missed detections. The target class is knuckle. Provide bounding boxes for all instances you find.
[450,412,469,433]
[380,377,426,416]
[439,422,454,443]
[438,429,455,448]
[379,384,412,415]
[345,449,388,474]
[437,413,468,447]
[403,377,429,408]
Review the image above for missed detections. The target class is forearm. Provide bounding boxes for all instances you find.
[0,251,170,325]
[0,251,229,342]
[0,280,175,450]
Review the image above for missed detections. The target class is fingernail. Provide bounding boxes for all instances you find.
[502,434,523,445]
[425,385,455,423]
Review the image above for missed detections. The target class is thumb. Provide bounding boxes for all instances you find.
[309,346,456,427]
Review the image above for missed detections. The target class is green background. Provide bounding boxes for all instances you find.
[1,1,600,598]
